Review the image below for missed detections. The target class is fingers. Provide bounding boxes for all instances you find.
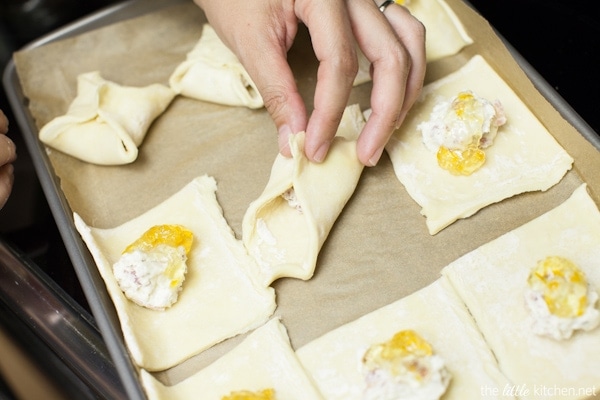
[0,135,16,166]
[349,0,426,166]
[195,0,307,157]
[348,0,407,165]
[383,4,427,111]
[0,163,14,210]
[0,109,8,135]
[0,109,16,167]
[232,8,308,158]
[194,0,425,165]
[296,0,358,162]
[242,39,308,157]
[0,109,15,209]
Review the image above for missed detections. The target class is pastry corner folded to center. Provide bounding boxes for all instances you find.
[242,104,366,284]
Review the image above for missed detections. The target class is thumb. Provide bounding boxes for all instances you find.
[250,50,307,157]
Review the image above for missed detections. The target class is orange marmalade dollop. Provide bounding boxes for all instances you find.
[527,256,589,318]
[436,145,486,176]
[124,224,193,254]
[113,224,194,310]
[362,330,451,399]
[363,330,434,381]
[419,90,506,176]
[221,389,276,400]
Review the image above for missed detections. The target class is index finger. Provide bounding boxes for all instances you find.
[348,1,426,166]
[298,0,358,163]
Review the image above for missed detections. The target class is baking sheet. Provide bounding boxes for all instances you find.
[4,0,600,398]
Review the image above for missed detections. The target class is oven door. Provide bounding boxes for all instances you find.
[0,238,126,399]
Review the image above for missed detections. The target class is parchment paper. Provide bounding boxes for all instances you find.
[12,0,600,392]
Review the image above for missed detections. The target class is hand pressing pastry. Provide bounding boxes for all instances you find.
[242,104,366,284]
[39,71,175,165]
[169,24,263,109]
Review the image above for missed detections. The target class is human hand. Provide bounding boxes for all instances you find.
[194,0,426,166]
[0,109,16,209]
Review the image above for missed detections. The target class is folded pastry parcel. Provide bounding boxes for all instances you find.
[39,71,175,165]
[169,24,263,109]
[242,104,366,284]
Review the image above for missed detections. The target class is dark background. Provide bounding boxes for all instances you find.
[466,0,600,135]
[0,0,598,306]
[0,0,122,306]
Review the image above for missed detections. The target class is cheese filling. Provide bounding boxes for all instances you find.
[525,256,600,340]
[281,187,303,213]
[362,330,451,400]
[113,224,193,310]
[418,90,506,175]
[249,188,304,272]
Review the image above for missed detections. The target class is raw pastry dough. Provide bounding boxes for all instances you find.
[385,55,573,234]
[296,277,514,399]
[354,0,472,86]
[412,0,472,62]
[39,71,175,165]
[140,318,324,400]
[442,184,600,399]
[169,24,263,109]
[242,104,365,284]
[74,176,276,371]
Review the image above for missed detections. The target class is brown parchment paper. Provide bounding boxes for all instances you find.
[11,0,600,393]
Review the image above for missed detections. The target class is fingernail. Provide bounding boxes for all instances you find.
[278,125,292,155]
[278,124,292,141]
[395,110,408,130]
[368,146,385,167]
[312,142,330,163]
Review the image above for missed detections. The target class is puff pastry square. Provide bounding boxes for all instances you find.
[385,55,573,234]
[74,176,276,371]
[140,318,324,400]
[442,184,600,399]
[296,277,515,399]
